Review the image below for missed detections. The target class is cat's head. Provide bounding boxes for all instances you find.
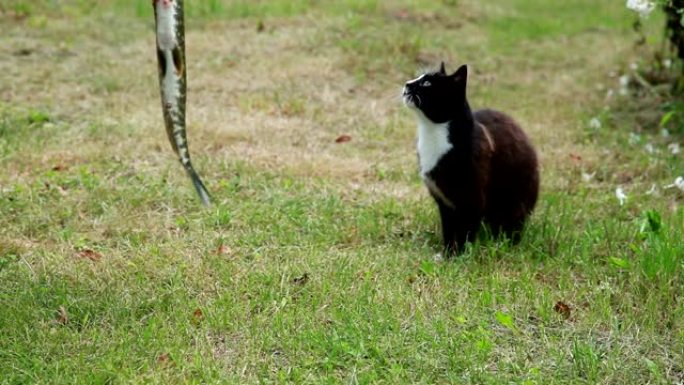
[403,63,468,123]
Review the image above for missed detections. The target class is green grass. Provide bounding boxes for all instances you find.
[1,0,683,384]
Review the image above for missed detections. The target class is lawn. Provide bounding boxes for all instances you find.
[1,0,683,384]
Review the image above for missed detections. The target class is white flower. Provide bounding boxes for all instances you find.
[615,186,627,205]
[663,58,672,69]
[588,117,602,130]
[629,132,641,144]
[606,89,615,99]
[618,75,631,95]
[598,280,613,292]
[582,172,595,182]
[644,143,655,154]
[664,177,684,192]
[661,129,670,138]
[626,0,656,17]
[619,75,630,87]
[668,143,680,155]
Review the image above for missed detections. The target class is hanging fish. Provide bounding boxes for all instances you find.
[152,0,211,205]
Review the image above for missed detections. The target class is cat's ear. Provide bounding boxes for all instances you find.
[451,64,468,85]
[451,64,468,98]
[439,62,446,75]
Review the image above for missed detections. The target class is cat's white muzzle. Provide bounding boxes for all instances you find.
[403,87,418,108]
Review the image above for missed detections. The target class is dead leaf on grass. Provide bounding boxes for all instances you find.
[335,135,352,143]
[393,9,411,20]
[44,182,68,196]
[553,301,572,319]
[77,249,102,262]
[292,273,309,286]
[14,48,34,56]
[157,353,172,364]
[217,245,233,256]
[56,306,68,325]
[56,185,68,196]
[192,308,204,323]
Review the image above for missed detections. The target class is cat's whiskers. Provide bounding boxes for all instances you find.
[374,89,406,104]
[414,94,422,108]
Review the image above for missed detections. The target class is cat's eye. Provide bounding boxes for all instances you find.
[421,80,431,87]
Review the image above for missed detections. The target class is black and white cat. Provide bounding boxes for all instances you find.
[403,63,539,255]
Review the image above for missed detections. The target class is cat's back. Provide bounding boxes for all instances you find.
[474,108,539,214]
[474,109,537,166]
[474,109,530,147]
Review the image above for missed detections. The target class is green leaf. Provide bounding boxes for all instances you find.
[27,110,50,124]
[645,358,662,380]
[495,311,516,332]
[642,210,663,234]
[659,111,675,127]
[418,260,436,276]
[610,257,630,269]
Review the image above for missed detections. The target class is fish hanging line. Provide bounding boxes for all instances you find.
[152,0,211,205]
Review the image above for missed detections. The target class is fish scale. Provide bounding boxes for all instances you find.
[153,0,211,205]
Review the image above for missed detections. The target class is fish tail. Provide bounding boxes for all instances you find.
[175,133,211,206]
[183,162,211,206]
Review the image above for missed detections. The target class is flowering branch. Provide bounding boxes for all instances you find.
[626,0,657,17]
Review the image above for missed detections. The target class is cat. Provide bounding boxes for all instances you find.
[403,63,539,255]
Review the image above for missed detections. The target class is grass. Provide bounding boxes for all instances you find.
[1,0,683,383]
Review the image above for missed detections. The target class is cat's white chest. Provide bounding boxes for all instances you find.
[415,115,455,208]
[416,116,452,177]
